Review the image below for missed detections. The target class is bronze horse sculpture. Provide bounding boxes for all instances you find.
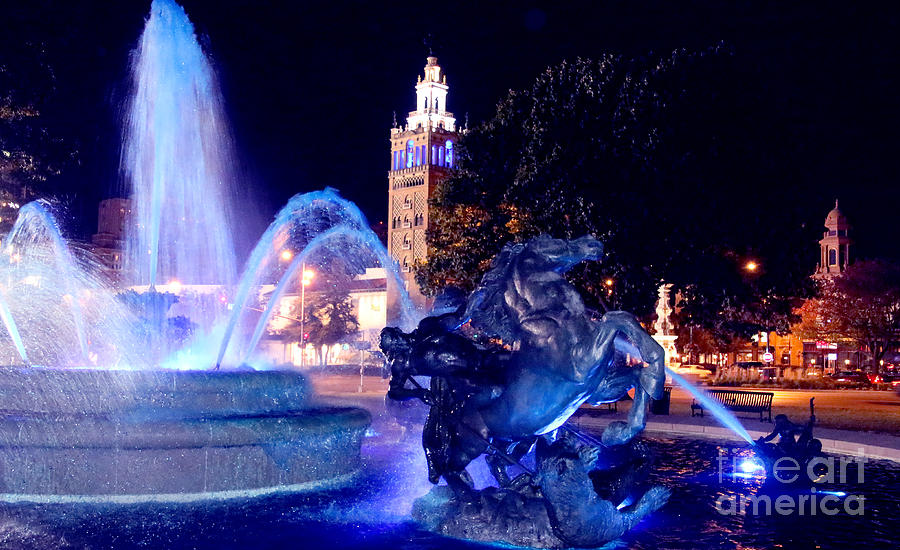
[382,235,666,498]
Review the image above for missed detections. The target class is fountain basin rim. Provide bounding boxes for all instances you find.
[0,470,362,505]
[0,407,371,450]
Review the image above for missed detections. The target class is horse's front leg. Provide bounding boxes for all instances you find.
[598,312,667,446]
[602,385,650,445]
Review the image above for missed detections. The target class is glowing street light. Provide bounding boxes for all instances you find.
[280,249,293,262]
[167,279,182,294]
[302,269,315,286]
[744,261,758,272]
[604,278,614,287]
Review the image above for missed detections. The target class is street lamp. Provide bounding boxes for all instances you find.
[299,265,314,366]
[280,249,293,262]
[744,261,758,272]
[167,279,182,294]
[604,278,614,297]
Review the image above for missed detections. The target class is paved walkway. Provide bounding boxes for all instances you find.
[670,386,900,435]
[310,374,900,463]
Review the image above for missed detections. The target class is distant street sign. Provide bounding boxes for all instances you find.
[762,351,774,363]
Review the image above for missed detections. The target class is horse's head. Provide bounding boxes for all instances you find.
[525,235,603,274]
[569,235,604,263]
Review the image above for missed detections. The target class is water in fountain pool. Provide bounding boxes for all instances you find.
[1,434,896,549]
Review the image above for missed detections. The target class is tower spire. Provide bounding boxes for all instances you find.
[387,56,460,316]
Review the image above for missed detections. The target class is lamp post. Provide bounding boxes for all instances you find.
[299,265,314,366]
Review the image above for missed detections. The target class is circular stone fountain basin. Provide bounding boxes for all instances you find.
[0,368,370,503]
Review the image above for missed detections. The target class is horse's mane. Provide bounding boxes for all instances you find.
[464,241,526,342]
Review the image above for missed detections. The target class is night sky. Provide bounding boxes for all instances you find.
[3,1,899,262]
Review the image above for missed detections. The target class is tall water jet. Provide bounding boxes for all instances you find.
[122,0,237,290]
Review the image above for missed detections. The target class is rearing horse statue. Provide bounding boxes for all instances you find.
[382,235,666,498]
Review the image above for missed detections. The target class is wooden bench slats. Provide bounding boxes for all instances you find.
[690,389,774,422]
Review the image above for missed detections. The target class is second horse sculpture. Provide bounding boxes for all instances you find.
[381,235,667,510]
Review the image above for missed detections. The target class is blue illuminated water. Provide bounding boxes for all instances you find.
[1,434,895,549]
[7,202,89,361]
[0,201,152,368]
[214,188,418,369]
[122,0,237,290]
[0,294,27,365]
[665,367,754,444]
[242,222,415,364]
[0,0,417,371]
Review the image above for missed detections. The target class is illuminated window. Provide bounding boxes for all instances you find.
[829,249,836,265]
[406,140,414,168]
[438,146,444,166]
[432,145,437,164]
[445,140,453,167]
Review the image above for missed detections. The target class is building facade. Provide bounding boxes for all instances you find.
[387,56,458,316]
[89,197,132,282]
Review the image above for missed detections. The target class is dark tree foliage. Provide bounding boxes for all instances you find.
[795,261,900,367]
[418,46,814,340]
[0,37,79,232]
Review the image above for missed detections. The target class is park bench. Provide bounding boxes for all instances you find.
[690,389,774,422]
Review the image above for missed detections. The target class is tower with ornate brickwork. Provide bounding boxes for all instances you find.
[387,56,458,316]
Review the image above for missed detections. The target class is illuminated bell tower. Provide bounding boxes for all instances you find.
[387,56,458,317]
[815,199,852,278]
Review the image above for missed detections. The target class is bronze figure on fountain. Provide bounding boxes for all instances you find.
[381,235,670,547]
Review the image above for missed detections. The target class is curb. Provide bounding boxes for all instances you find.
[570,415,900,463]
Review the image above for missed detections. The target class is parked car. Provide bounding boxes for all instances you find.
[760,367,778,382]
[830,371,871,386]
[877,374,900,388]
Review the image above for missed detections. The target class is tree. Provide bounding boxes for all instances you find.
[798,261,900,368]
[283,286,359,365]
[0,39,78,233]
[418,47,813,337]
